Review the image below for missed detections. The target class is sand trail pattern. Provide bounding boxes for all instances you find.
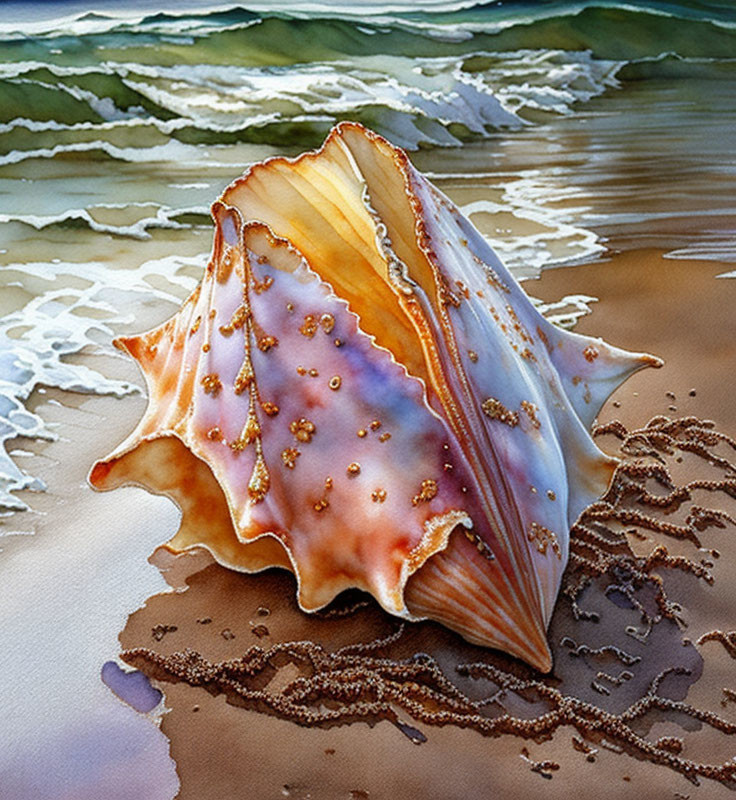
[122,414,736,790]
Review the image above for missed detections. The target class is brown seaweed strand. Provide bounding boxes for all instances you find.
[594,416,736,474]
[457,661,736,784]
[121,641,736,786]
[314,598,373,619]
[697,630,736,659]
[565,415,736,620]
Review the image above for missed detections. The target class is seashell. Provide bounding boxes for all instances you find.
[89,123,660,672]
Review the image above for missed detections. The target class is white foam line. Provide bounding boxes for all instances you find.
[0,204,210,239]
[0,139,204,168]
[460,189,606,275]
[0,253,206,513]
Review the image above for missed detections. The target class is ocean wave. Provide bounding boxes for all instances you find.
[0,2,732,151]
[2,1,735,41]
[617,52,736,81]
[1,2,734,56]
[0,48,622,150]
[0,138,205,167]
[0,203,211,239]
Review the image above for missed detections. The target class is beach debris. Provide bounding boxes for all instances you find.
[151,624,177,642]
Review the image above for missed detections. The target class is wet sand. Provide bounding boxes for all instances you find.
[0,372,180,800]
[104,248,736,799]
[533,249,736,435]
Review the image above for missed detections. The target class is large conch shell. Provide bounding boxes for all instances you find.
[90,123,660,672]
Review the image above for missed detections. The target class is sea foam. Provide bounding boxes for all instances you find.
[0,255,203,516]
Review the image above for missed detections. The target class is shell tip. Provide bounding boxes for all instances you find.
[643,353,664,369]
[88,459,112,490]
[530,644,553,674]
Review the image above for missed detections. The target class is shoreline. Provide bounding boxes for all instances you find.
[2,246,736,799]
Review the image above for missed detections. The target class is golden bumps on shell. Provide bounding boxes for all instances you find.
[90,122,659,672]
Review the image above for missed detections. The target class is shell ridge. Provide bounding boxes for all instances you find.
[394,165,593,632]
[339,142,552,631]
[338,128,559,635]
[400,166,552,624]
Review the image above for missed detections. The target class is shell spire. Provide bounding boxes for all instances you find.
[89,123,660,672]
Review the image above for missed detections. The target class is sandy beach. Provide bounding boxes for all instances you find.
[3,207,736,800]
[33,247,731,800]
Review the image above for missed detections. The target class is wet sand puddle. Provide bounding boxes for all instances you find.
[120,411,736,795]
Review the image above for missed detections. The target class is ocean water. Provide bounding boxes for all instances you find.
[3,0,736,516]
